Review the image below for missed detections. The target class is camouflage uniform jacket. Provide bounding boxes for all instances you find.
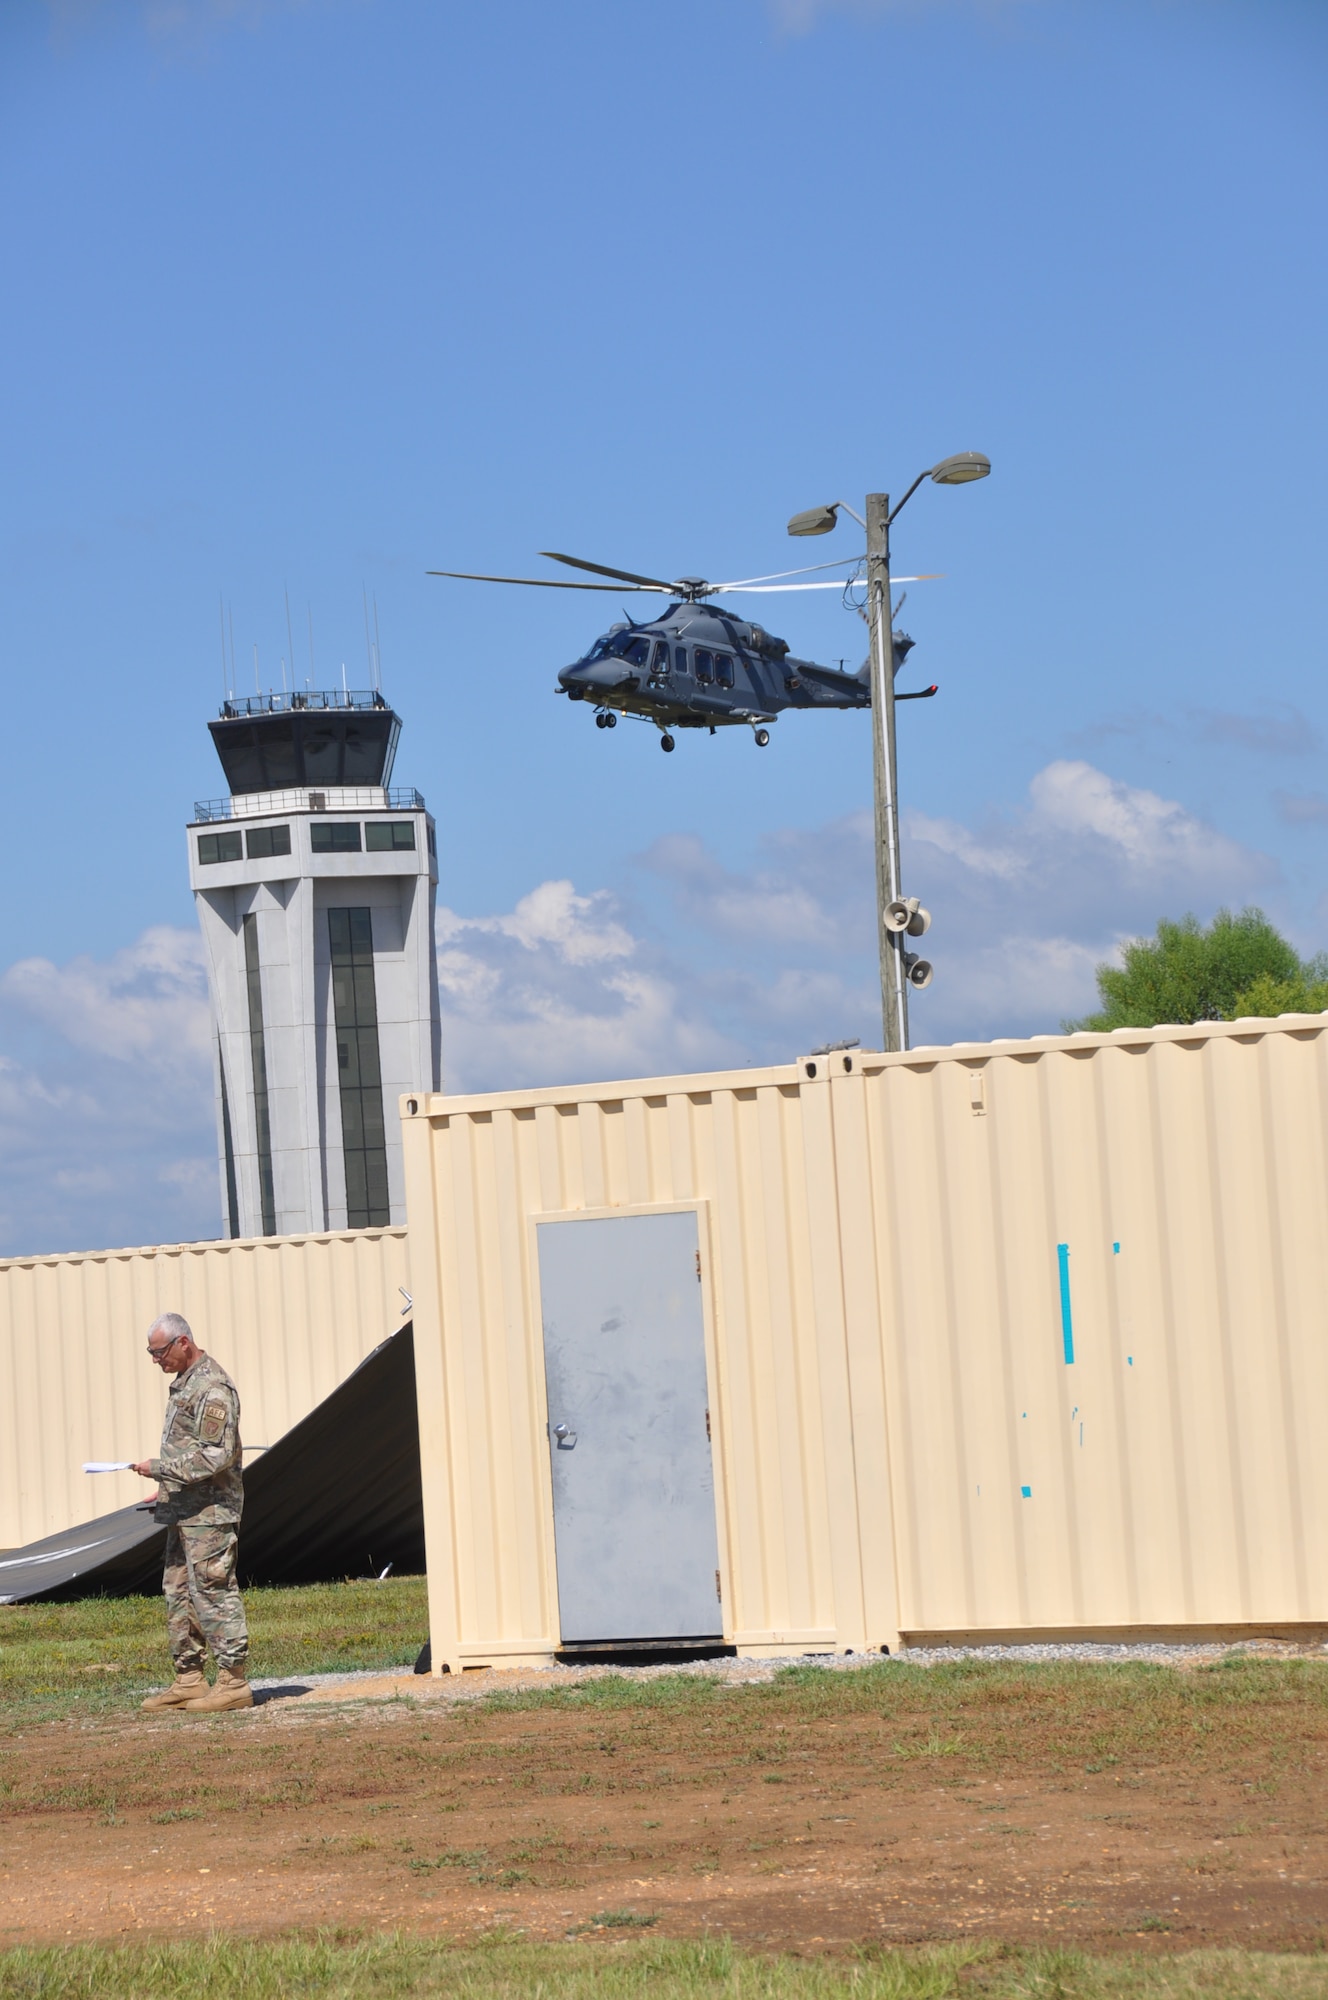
[149,1352,244,1527]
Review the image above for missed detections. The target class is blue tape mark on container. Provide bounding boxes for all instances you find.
[1057,1242,1075,1364]
[1021,1485,1032,1498]
[1112,1241,1120,1255]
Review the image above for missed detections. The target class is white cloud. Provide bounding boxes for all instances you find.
[437,889,734,1092]
[641,834,844,951]
[0,761,1280,1253]
[770,0,1039,33]
[0,928,216,1257]
[1,926,210,1072]
[45,0,314,44]
[439,881,634,967]
[640,758,1277,1047]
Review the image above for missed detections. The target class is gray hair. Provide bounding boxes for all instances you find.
[148,1311,193,1346]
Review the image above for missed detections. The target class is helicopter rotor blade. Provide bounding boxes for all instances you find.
[708,574,943,593]
[713,555,871,588]
[540,551,681,591]
[427,568,668,593]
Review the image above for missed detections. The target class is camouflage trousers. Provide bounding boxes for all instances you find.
[163,1522,249,1674]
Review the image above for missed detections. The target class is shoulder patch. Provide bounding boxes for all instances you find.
[200,1399,229,1445]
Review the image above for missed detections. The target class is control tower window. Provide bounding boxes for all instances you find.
[365,821,416,852]
[328,908,390,1229]
[242,914,277,1237]
[311,822,362,853]
[198,831,242,865]
[245,824,291,861]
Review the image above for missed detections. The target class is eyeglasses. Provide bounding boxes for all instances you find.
[146,1335,183,1363]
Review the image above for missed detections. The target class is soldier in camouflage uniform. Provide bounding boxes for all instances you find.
[132,1312,253,1713]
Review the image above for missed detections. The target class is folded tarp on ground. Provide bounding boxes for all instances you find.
[0,1324,424,1603]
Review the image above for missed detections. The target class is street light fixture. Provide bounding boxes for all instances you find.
[788,454,990,1053]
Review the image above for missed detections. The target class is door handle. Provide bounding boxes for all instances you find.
[553,1422,578,1450]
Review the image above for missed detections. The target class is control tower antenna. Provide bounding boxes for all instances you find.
[228,605,237,700]
[372,594,383,693]
[285,588,296,692]
[362,585,374,688]
[306,603,315,682]
[218,595,227,703]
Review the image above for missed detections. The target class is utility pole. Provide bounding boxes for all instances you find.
[788,454,989,1058]
[866,492,907,1052]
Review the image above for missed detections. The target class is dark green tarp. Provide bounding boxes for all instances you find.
[0,1324,424,1604]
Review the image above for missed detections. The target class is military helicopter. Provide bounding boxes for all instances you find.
[428,548,939,752]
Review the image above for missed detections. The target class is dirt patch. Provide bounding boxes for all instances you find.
[1,1662,1325,1952]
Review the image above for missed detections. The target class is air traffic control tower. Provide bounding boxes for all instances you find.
[187,689,441,1239]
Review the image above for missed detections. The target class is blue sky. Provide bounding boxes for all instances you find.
[1,0,1325,1254]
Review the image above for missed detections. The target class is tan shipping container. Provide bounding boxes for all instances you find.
[400,1015,1328,1671]
[0,1227,410,1550]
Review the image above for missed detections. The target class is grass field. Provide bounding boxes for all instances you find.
[3,1586,1327,1975]
[0,1576,429,1726]
[1,1935,1326,1998]
[2,1928,1328,1992]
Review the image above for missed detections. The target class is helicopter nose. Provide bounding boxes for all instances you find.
[560,661,631,695]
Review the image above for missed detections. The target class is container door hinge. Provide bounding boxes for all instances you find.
[695,1250,702,1282]
[704,1407,711,1440]
[715,1569,722,1601]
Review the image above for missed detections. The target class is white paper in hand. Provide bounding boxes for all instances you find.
[83,1461,134,1474]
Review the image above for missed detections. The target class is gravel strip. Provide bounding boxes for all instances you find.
[248,1634,1326,1701]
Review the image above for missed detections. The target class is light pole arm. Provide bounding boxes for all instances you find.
[887,470,931,528]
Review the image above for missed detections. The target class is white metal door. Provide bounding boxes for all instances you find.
[537,1211,721,1643]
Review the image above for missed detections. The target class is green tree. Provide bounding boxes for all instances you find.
[1064,907,1327,1032]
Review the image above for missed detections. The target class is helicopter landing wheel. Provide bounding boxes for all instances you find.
[660,733,675,753]
[754,727,770,748]
[605,711,617,727]
[595,711,608,729]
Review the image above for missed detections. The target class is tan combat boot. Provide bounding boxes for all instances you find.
[140,1669,208,1712]
[180,1664,254,1713]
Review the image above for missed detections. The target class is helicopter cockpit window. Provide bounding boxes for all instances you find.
[715,653,735,688]
[694,649,714,683]
[619,636,650,668]
[650,641,671,676]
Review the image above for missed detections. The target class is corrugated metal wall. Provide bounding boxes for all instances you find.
[400,1016,1328,1669]
[869,1024,1328,1637]
[0,1228,410,1549]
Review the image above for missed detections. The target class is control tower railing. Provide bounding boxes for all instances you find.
[217,689,389,719]
[193,786,426,823]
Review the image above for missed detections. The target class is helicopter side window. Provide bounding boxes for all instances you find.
[674,646,689,676]
[651,640,671,676]
[715,653,735,688]
[694,649,714,683]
